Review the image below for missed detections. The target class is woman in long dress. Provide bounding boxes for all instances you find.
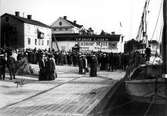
[38,54,46,80]
[45,54,57,80]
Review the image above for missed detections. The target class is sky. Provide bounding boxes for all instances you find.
[0,0,163,41]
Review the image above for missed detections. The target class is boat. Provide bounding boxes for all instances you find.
[125,0,167,104]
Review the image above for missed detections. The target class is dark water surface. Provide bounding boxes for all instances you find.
[101,82,166,116]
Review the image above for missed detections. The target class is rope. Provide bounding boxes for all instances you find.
[150,22,163,64]
[150,0,163,41]
[143,96,155,116]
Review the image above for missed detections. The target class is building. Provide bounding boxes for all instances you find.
[51,16,83,34]
[51,16,84,50]
[51,16,124,53]
[53,33,123,53]
[1,12,52,50]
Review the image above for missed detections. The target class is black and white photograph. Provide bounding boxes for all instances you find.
[0,0,166,115]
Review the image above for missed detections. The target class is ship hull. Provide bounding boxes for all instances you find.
[125,78,167,104]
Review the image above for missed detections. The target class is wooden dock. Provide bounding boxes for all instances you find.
[0,72,125,116]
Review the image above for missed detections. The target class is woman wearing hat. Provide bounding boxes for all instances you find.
[38,53,46,80]
[45,54,57,80]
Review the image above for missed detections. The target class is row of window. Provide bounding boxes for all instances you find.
[28,38,49,46]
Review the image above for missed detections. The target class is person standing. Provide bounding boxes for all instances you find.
[0,52,7,80]
[45,54,57,80]
[82,55,88,74]
[7,52,16,80]
[38,53,46,80]
[90,55,98,77]
[145,46,151,61]
[78,55,83,74]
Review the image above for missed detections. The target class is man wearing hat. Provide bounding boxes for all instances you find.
[78,55,84,74]
[90,54,98,77]
[7,51,16,80]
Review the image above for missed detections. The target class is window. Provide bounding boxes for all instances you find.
[5,17,9,22]
[38,39,40,45]
[47,40,49,46]
[35,39,37,45]
[28,38,31,45]
[59,21,62,26]
[42,40,44,45]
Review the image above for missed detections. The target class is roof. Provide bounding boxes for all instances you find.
[1,13,51,28]
[63,18,83,28]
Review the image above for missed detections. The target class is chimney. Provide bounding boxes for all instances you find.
[73,20,76,24]
[15,11,20,17]
[63,16,67,19]
[27,15,32,20]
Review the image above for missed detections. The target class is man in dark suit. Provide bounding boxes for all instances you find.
[90,55,98,77]
[7,52,16,80]
[145,46,151,61]
[78,55,84,74]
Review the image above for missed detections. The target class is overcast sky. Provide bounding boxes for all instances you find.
[0,0,163,41]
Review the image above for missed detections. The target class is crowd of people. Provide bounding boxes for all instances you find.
[0,47,150,80]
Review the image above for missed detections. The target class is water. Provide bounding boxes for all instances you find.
[100,82,166,116]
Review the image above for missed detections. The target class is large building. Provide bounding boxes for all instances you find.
[1,12,52,50]
[53,33,123,53]
[51,16,124,53]
[51,16,84,50]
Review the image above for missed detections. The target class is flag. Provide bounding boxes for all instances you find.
[37,29,44,39]
[120,22,123,28]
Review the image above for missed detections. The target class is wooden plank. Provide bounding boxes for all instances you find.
[0,76,121,116]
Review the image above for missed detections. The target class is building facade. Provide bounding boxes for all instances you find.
[51,16,83,34]
[1,12,51,50]
[51,16,124,52]
[51,16,83,51]
[52,33,123,53]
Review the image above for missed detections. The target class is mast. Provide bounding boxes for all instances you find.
[162,0,167,114]
[143,0,148,47]
[162,0,167,77]
[136,0,150,47]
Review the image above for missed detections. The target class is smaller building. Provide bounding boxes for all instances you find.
[1,12,52,50]
[51,16,83,34]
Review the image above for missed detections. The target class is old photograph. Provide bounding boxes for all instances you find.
[0,0,166,115]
